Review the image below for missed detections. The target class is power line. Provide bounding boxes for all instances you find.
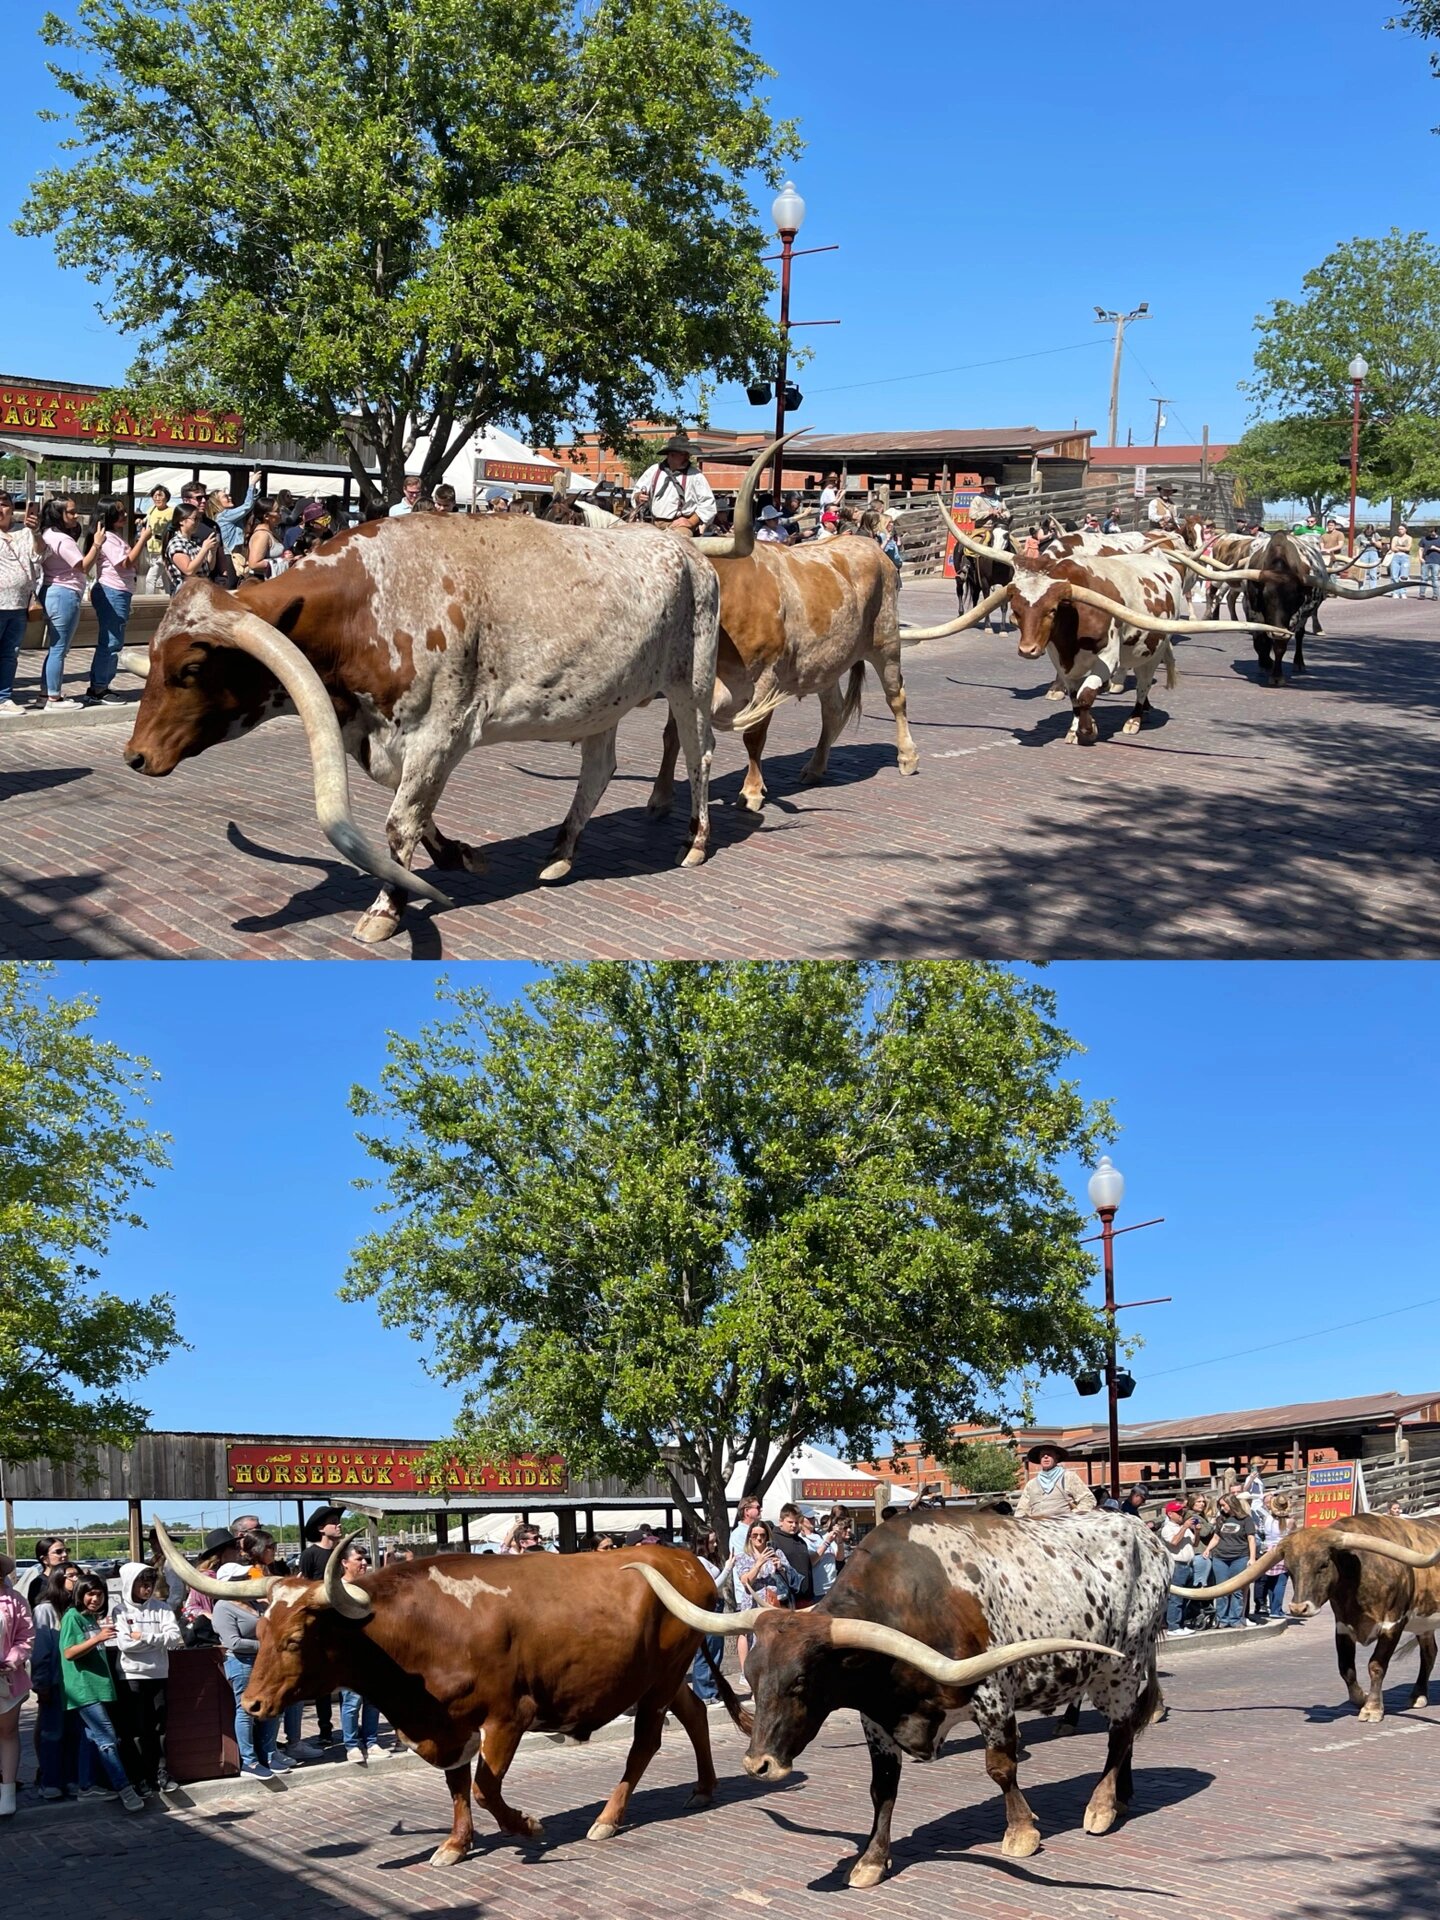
[1032,1291,1440,1405]
[1125,343,1201,444]
[807,337,1109,398]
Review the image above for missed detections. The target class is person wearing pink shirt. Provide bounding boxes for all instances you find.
[88,504,149,705]
[0,1554,35,1818]
[37,496,98,712]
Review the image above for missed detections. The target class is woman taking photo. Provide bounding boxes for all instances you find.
[164,502,220,590]
[87,503,148,704]
[1207,1494,1257,1629]
[37,495,95,711]
[734,1520,802,1609]
[0,1553,35,1819]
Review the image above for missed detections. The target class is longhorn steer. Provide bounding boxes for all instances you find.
[1190,1516,1440,1720]
[156,1521,748,1864]
[632,1508,1150,1889]
[646,537,1002,815]
[1239,533,1404,686]
[121,437,786,943]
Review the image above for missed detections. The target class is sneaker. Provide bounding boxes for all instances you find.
[40,1787,64,1802]
[241,1764,274,1781]
[38,696,85,712]
[80,1784,119,1800]
[284,1739,325,1760]
[156,1773,178,1793]
[0,700,28,717]
[85,689,126,705]
[345,1747,367,1766]
[119,1785,146,1813]
[268,1751,298,1772]
[1168,1626,1195,1637]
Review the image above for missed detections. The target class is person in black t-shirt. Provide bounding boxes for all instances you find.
[772,1505,815,1608]
[296,1508,346,1742]
[1208,1494,1256,1629]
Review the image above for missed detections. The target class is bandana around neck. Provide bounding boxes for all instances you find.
[1036,1464,1065,1492]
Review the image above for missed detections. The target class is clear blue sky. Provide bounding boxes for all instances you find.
[2,1,1437,448]
[12,960,1439,1527]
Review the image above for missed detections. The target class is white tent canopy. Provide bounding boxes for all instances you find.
[725,1442,915,1520]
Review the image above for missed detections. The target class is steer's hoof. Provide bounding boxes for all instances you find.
[1411,1694,1430,1710]
[684,1788,713,1809]
[1082,1803,1119,1835]
[353,906,403,944]
[1357,1702,1385,1723]
[738,789,766,813]
[676,842,708,868]
[1002,1825,1043,1858]
[846,1858,890,1888]
[1045,684,1067,701]
[429,1842,469,1867]
[1053,1718,1078,1738]
[800,765,827,787]
[1107,679,1125,694]
[538,855,573,884]
[1120,715,1142,735]
[897,754,919,777]
[458,844,488,875]
[587,1820,620,1842]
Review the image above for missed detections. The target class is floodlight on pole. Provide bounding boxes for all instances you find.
[1095,304,1149,447]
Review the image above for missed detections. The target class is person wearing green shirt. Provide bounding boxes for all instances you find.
[60,1577,143,1810]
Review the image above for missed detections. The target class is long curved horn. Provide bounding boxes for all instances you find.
[1170,1538,1288,1599]
[625,1560,769,1633]
[1164,551,1264,582]
[901,585,1011,641]
[1329,1529,1440,1568]
[221,611,451,909]
[1066,582,1291,639]
[151,1515,275,1600]
[693,429,806,559]
[322,1531,375,1620]
[1323,575,1416,601]
[936,500,1019,570]
[120,645,151,680]
[826,1618,1123,1687]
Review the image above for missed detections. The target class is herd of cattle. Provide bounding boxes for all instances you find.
[116,435,1407,940]
[157,1504,1440,1887]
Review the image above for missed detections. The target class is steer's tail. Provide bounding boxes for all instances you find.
[1137,1650,1165,1733]
[699,1640,754,1736]
[837,661,866,735]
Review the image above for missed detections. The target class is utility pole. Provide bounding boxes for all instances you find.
[1094,304,1149,447]
[1152,398,1168,446]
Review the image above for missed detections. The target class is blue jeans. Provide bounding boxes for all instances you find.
[689,1632,724,1701]
[1270,1571,1290,1617]
[1389,555,1411,596]
[1423,562,1440,598]
[73,1699,129,1790]
[1166,1561,1199,1631]
[224,1656,277,1770]
[40,584,82,696]
[36,1690,81,1793]
[340,1689,379,1751]
[0,606,26,702]
[1211,1555,1250,1627]
[89,583,131,691]
[281,1700,304,1745]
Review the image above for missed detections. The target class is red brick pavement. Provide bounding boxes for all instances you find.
[1,588,1438,958]
[2,1626,1437,1918]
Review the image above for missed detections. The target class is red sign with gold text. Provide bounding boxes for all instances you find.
[480,458,562,487]
[799,1480,875,1502]
[225,1443,567,1497]
[1303,1461,1359,1530]
[0,380,244,452]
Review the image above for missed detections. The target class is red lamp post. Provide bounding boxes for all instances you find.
[1347,355,1368,556]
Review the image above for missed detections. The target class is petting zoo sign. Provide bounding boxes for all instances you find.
[226,1442,568,1496]
[1303,1460,1365,1529]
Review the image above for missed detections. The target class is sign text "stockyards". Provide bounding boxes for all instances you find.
[0,383,243,451]
[226,1444,567,1496]
[1304,1460,1359,1530]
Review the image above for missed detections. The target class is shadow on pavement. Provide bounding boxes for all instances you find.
[1273,1821,1440,1920]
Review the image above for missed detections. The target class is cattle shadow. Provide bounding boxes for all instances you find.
[0,763,93,801]
[844,703,1440,958]
[781,1764,1210,1895]
[1272,1822,1440,1920]
[0,863,167,958]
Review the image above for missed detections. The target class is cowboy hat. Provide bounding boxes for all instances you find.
[303,1505,346,1542]
[661,431,695,458]
[196,1527,238,1560]
[1025,1440,1070,1464]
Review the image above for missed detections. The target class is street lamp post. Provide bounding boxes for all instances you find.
[770,181,805,508]
[1094,304,1149,448]
[1087,1156,1126,1501]
[1348,354,1368,556]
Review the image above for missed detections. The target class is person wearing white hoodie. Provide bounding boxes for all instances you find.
[110,1562,183,1794]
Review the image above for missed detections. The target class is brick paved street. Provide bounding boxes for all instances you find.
[2,1625,1436,1918]
[1,586,1437,958]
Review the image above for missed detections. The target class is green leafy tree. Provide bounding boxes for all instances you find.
[936,1438,1021,1496]
[18,0,796,506]
[1245,231,1440,520]
[344,962,1114,1542]
[1219,415,1352,524]
[1390,6,1440,121]
[0,964,180,1466]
